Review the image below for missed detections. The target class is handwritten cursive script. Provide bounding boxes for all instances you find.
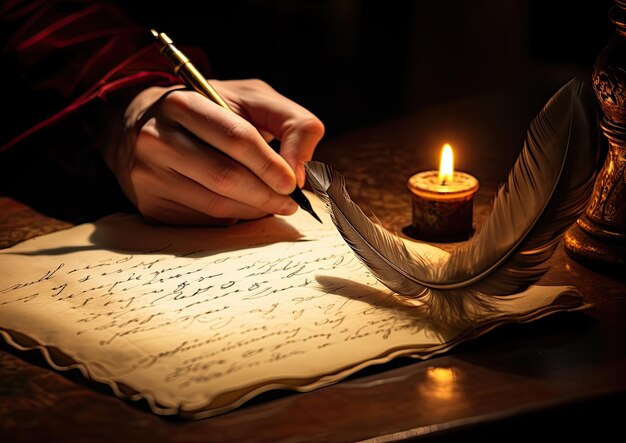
[0,196,580,416]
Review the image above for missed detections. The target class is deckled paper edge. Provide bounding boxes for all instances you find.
[0,290,588,419]
[0,328,177,416]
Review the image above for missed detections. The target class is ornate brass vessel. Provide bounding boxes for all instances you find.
[564,1,626,271]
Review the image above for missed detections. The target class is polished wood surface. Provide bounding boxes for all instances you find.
[1,82,625,442]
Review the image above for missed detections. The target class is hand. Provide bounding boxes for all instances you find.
[102,79,324,225]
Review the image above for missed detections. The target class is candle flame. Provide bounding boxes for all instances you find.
[438,144,454,185]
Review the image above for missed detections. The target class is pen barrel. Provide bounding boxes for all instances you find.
[159,42,231,111]
[152,30,232,111]
[159,43,189,72]
[178,63,232,110]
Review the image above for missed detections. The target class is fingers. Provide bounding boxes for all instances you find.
[133,164,270,225]
[133,123,297,218]
[212,79,325,187]
[110,83,324,226]
[279,118,325,186]
[161,90,297,195]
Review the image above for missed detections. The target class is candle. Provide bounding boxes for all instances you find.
[407,144,479,242]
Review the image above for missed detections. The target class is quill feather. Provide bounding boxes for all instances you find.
[305,162,435,297]
[443,78,598,294]
[306,78,598,301]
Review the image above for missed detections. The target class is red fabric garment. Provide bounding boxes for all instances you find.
[0,0,209,152]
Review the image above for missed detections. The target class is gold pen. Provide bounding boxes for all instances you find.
[150,29,322,223]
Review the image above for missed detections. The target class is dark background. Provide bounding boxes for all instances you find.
[123,0,614,137]
[0,0,616,222]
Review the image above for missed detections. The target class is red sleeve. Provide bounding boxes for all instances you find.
[0,0,210,153]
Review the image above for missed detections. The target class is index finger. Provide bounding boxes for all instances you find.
[162,90,297,195]
[214,80,325,187]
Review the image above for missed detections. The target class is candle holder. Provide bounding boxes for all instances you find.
[407,171,479,242]
[564,1,626,272]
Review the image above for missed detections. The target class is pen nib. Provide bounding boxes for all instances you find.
[289,185,322,223]
[309,209,323,224]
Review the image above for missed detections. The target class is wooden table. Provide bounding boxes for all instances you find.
[1,81,625,442]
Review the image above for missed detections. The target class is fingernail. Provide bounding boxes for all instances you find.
[278,173,296,195]
[296,163,306,188]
